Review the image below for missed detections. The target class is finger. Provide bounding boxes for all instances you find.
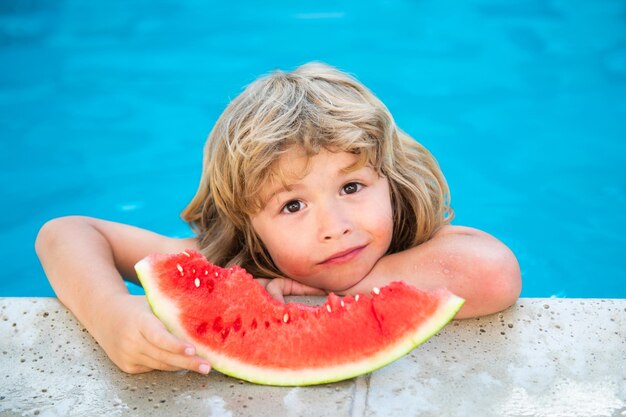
[265,280,285,303]
[138,326,209,372]
[140,345,212,374]
[255,278,270,288]
[140,316,196,356]
[137,353,186,372]
[272,277,326,297]
[139,326,212,374]
[286,280,327,296]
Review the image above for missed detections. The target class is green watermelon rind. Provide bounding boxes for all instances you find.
[135,257,465,386]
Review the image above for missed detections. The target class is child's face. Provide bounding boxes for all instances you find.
[251,148,393,292]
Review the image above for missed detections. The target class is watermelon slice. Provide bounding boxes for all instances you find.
[135,250,464,386]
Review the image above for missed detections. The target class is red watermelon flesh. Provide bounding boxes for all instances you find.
[135,249,464,386]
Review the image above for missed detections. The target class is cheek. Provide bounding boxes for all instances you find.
[261,233,311,276]
[368,201,394,255]
[377,209,394,249]
[252,214,316,278]
[369,192,394,237]
[271,252,315,283]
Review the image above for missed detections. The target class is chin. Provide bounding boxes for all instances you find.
[290,266,369,293]
[318,274,364,293]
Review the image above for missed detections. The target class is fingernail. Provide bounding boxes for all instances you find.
[184,347,195,356]
[199,364,211,374]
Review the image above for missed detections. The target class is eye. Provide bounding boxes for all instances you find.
[341,182,363,195]
[281,200,305,214]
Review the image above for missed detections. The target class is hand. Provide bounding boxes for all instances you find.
[255,277,327,303]
[90,294,212,375]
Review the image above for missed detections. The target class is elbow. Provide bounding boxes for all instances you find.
[456,242,522,319]
[35,216,89,256]
[35,218,61,256]
[481,245,522,314]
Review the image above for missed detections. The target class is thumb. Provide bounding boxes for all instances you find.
[268,277,327,298]
[265,279,286,303]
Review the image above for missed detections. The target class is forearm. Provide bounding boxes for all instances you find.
[341,226,522,318]
[35,217,211,375]
[35,217,130,333]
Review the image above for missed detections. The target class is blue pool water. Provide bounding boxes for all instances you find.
[1,1,625,298]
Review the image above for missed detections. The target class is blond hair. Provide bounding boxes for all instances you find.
[181,62,453,278]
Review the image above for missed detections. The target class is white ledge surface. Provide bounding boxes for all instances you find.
[1,297,624,417]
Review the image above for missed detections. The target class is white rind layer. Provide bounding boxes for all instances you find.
[135,258,465,386]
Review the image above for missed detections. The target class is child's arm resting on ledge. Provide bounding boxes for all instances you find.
[35,216,211,374]
[342,225,522,319]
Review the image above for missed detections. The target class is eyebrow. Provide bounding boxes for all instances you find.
[261,161,373,208]
[260,182,298,208]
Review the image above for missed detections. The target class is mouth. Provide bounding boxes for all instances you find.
[319,245,367,265]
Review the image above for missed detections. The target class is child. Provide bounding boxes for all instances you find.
[35,62,521,376]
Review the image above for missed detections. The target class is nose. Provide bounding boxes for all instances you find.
[316,200,353,242]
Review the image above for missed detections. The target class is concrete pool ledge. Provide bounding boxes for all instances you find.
[1,298,624,417]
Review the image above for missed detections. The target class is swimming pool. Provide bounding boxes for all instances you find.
[1,1,624,298]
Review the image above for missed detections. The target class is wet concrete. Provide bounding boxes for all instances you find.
[1,298,624,416]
